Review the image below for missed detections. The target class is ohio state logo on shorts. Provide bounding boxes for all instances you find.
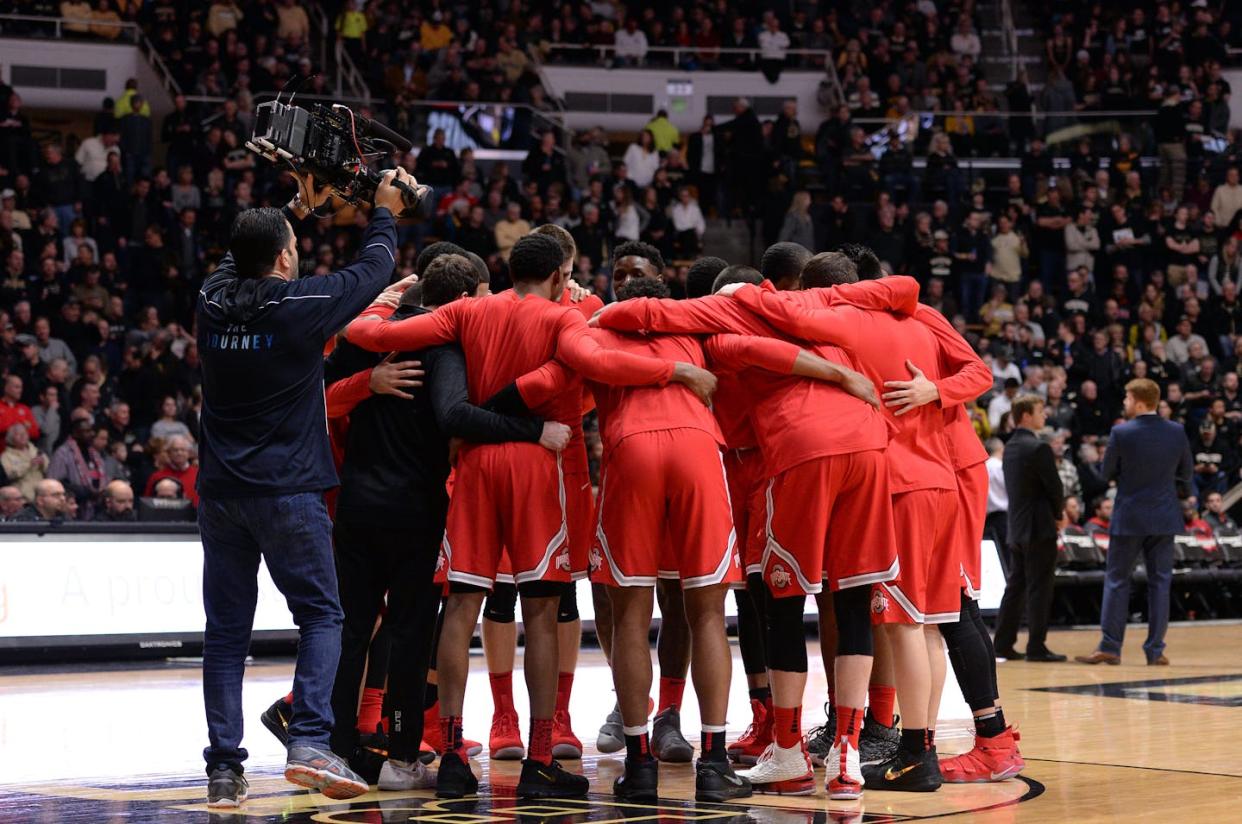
[769,564,791,590]
[589,547,603,573]
[554,547,571,572]
[435,552,445,573]
[872,589,889,614]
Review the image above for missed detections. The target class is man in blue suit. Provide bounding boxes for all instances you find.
[1076,379,1193,666]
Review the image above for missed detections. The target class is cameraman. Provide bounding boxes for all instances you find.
[195,167,416,808]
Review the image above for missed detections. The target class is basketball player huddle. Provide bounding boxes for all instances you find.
[264,229,1023,806]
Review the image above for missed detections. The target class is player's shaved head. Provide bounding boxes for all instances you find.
[761,242,811,290]
[802,252,858,288]
[712,265,763,293]
[686,256,729,298]
[616,277,671,301]
[416,241,467,276]
[509,234,564,284]
[837,243,883,280]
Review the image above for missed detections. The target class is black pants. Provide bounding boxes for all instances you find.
[985,511,1010,572]
[992,538,1057,654]
[329,519,442,761]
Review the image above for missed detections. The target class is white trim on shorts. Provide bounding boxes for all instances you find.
[961,564,981,601]
[681,451,739,590]
[836,556,901,590]
[594,465,658,587]
[762,479,824,595]
[880,582,961,624]
[514,453,570,585]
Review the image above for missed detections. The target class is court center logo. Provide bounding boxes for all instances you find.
[769,563,791,590]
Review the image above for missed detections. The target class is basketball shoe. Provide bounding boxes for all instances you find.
[728,698,774,765]
[939,726,1024,782]
[858,711,900,766]
[806,703,837,767]
[490,707,525,760]
[825,736,864,800]
[740,741,816,796]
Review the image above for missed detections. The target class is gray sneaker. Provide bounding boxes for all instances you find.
[596,704,624,754]
[807,703,837,767]
[858,711,900,766]
[207,765,248,808]
[285,745,370,800]
[378,758,437,791]
[651,707,694,763]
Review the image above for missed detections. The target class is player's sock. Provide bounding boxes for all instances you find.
[901,728,929,756]
[926,729,936,750]
[836,706,864,751]
[423,683,438,711]
[748,686,772,704]
[772,705,802,749]
[556,672,574,714]
[357,687,384,734]
[701,725,728,764]
[975,709,1006,739]
[283,691,294,706]
[867,685,896,727]
[624,725,654,763]
[440,716,466,758]
[657,677,685,713]
[528,717,555,766]
[490,671,515,715]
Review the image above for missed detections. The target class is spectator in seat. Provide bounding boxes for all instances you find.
[614,18,649,66]
[669,186,706,258]
[623,129,660,190]
[48,416,108,519]
[14,478,69,522]
[150,395,192,441]
[1,423,46,501]
[1190,420,1235,500]
[1085,496,1113,536]
[1063,494,1083,527]
[493,202,531,263]
[152,476,184,499]
[0,374,38,441]
[0,485,24,521]
[1203,491,1238,533]
[757,13,790,83]
[96,479,136,521]
[144,434,198,506]
[1210,166,1242,229]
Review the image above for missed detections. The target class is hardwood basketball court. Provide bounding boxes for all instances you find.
[1,622,1240,822]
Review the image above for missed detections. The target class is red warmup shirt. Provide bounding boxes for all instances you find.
[912,305,992,471]
[594,295,891,477]
[559,289,604,475]
[345,291,676,435]
[732,283,955,493]
[714,371,760,451]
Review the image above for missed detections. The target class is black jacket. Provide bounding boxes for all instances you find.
[1003,428,1064,545]
[329,305,543,525]
[195,207,396,498]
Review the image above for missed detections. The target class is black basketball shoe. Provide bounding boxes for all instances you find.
[516,759,590,799]
[613,757,659,802]
[435,751,479,799]
[861,747,943,792]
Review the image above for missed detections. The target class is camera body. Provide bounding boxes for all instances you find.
[248,101,429,213]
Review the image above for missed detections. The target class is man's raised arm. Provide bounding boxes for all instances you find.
[727,284,864,349]
[594,294,778,337]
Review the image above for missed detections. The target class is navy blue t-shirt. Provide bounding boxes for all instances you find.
[195,208,396,498]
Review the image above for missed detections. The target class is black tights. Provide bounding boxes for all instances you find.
[938,592,999,712]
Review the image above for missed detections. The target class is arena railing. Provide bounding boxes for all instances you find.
[0,12,182,99]
[542,42,834,70]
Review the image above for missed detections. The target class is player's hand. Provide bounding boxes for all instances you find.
[672,362,718,406]
[840,367,880,409]
[882,360,939,416]
[372,290,402,310]
[539,421,572,451]
[715,282,746,297]
[384,272,420,294]
[587,306,607,327]
[565,280,590,303]
[375,168,412,214]
[369,354,424,400]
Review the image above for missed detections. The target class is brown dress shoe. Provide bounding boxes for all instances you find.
[1074,650,1121,665]
[1148,655,1170,665]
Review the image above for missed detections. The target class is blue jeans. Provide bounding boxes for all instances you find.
[199,493,343,772]
[1098,534,1174,661]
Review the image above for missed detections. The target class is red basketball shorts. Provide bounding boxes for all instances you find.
[724,447,768,578]
[440,443,571,588]
[873,487,960,625]
[956,462,988,600]
[592,428,740,589]
[761,450,899,597]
